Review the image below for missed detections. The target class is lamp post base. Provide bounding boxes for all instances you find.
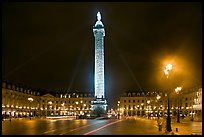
[191,116,194,121]
[166,116,172,132]
[177,114,180,123]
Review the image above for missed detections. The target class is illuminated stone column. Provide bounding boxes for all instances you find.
[92,12,108,115]
[93,12,105,99]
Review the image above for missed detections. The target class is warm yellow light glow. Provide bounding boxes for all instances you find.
[166,64,173,71]
[175,87,182,94]
[156,95,161,100]
[28,97,33,102]
[164,64,173,78]
[147,100,150,104]
[48,101,52,105]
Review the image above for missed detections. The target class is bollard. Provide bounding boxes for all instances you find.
[176,128,178,132]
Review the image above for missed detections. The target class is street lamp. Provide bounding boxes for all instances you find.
[28,97,33,119]
[156,95,161,118]
[61,103,66,116]
[175,87,182,123]
[117,101,120,119]
[164,64,173,78]
[191,98,196,121]
[147,100,150,119]
[48,101,52,116]
[164,63,173,132]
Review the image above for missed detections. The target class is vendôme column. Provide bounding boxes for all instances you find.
[91,12,108,115]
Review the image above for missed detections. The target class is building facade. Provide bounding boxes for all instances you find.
[2,81,94,119]
[118,88,202,121]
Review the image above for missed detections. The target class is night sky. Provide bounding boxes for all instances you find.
[2,2,202,109]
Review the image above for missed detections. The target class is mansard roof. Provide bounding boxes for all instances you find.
[121,88,162,97]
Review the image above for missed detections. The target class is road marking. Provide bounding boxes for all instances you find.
[59,120,109,135]
[43,129,57,134]
[83,120,123,135]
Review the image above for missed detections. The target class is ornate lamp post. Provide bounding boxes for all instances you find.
[147,100,150,119]
[175,87,182,123]
[164,64,173,132]
[28,97,33,119]
[61,103,65,116]
[48,101,52,116]
[156,95,161,118]
[191,99,196,121]
[117,101,120,119]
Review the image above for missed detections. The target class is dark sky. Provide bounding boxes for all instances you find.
[2,2,202,109]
